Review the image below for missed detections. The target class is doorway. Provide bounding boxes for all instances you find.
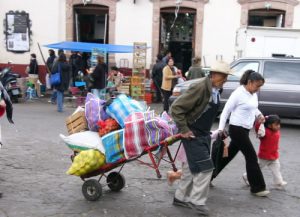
[74,5,109,43]
[160,8,196,74]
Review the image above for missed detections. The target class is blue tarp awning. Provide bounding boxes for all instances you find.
[44,41,135,53]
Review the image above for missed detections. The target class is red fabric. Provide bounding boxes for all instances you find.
[0,105,6,117]
[124,112,149,159]
[255,123,280,160]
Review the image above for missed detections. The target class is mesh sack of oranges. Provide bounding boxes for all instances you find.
[98,118,120,137]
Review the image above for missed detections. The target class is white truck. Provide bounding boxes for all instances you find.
[235,26,300,58]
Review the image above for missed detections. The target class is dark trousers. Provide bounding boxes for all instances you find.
[153,79,162,102]
[162,89,172,113]
[212,125,266,193]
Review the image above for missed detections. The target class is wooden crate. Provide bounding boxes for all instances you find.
[131,76,145,86]
[130,85,145,97]
[65,111,88,135]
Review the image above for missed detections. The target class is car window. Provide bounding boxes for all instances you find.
[229,61,259,81]
[264,61,300,85]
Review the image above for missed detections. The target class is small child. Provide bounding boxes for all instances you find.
[242,115,287,189]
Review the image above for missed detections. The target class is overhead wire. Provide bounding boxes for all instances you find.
[170,0,182,30]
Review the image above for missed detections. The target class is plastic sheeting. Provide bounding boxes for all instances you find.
[44,41,134,53]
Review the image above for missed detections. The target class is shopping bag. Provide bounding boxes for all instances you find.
[102,129,125,163]
[160,111,178,134]
[145,119,170,146]
[106,94,144,128]
[155,117,174,138]
[124,112,149,159]
[85,93,108,131]
[211,135,226,179]
[50,64,61,86]
[144,110,156,121]
[45,73,51,89]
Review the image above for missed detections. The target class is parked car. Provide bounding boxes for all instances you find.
[169,57,300,119]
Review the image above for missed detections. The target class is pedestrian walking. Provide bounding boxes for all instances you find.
[170,60,232,216]
[28,53,39,75]
[151,54,166,102]
[90,56,107,99]
[49,49,65,104]
[51,54,70,112]
[161,58,179,113]
[242,114,287,189]
[69,51,77,86]
[214,69,269,197]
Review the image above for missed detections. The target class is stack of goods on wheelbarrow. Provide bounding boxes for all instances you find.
[60,93,178,177]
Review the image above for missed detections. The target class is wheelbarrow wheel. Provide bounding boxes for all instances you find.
[106,172,125,192]
[82,179,102,201]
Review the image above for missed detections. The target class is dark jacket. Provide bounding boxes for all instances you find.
[51,61,70,92]
[46,55,56,72]
[29,58,39,75]
[187,66,205,80]
[74,55,84,74]
[91,63,107,89]
[171,76,212,134]
[152,60,166,84]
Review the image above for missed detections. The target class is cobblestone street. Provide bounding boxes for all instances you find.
[0,100,299,217]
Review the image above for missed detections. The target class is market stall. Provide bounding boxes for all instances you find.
[44,41,153,103]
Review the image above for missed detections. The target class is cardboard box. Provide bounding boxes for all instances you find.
[65,111,88,135]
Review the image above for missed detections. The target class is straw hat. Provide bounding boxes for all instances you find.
[210,60,233,75]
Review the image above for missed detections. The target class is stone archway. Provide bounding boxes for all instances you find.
[152,0,209,64]
[66,0,117,63]
[238,0,299,27]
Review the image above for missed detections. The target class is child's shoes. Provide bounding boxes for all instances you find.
[274,181,287,190]
[167,170,182,186]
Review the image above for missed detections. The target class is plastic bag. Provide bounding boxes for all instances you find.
[85,93,108,131]
[60,131,105,153]
[102,129,125,163]
[106,94,144,128]
[45,74,51,89]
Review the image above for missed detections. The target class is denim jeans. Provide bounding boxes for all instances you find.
[51,89,57,103]
[56,90,64,112]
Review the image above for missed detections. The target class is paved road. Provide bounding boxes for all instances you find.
[0,100,299,217]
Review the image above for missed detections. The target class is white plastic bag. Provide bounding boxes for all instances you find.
[60,131,105,154]
[46,74,51,89]
[257,123,266,138]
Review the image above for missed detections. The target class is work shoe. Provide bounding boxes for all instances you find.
[242,173,250,186]
[252,190,270,197]
[173,197,190,208]
[188,203,210,216]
